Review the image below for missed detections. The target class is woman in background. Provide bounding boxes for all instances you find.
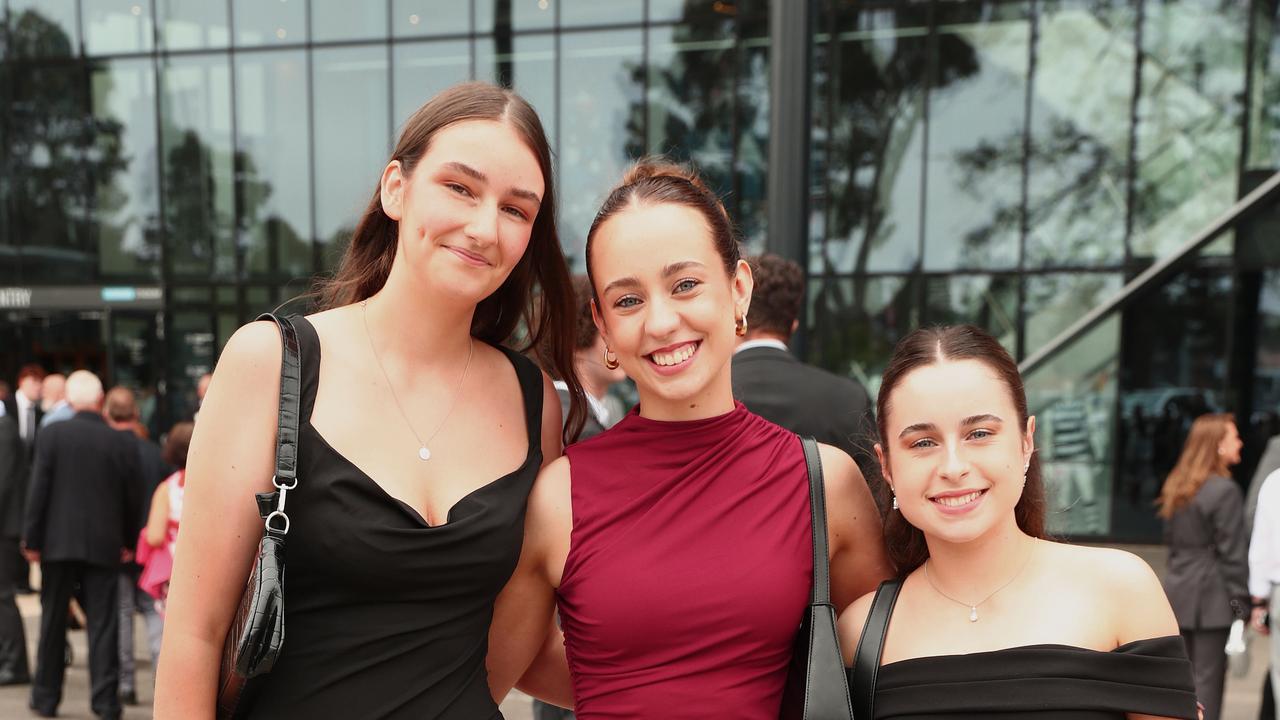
[1159,413,1247,720]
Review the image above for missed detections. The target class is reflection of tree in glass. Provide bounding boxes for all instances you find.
[4,10,127,272]
[616,1,769,237]
[161,130,305,279]
[809,5,974,374]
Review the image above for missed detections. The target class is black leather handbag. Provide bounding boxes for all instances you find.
[779,437,856,720]
[216,313,301,720]
[849,578,904,720]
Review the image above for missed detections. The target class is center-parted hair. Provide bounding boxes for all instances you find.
[584,157,740,296]
[316,81,585,443]
[876,325,1047,576]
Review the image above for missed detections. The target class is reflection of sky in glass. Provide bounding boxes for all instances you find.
[314,0,388,42]
[313,47,389,246]
[1025,4,1134,267]
[232,0,306,47]
[1132,1,1246,258]
[394,41,473,131]
[393,0,469,38]
[559,31,644,271]
[84,0,154,55]
[924,18,1028,272]
[159,0,230,50]
[235,51,312,274]
[92,59,159,275]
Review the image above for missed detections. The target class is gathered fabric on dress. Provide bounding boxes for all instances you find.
[243,316,543,719]
[558,402,812,720]
[852,636,1197,719]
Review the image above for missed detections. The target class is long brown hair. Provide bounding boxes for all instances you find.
[584,157,740,297]
[316,82,585,443]
[877,325,1048,576]
[1156,413,1235,519]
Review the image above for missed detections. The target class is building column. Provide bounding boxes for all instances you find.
[765,0,812,266]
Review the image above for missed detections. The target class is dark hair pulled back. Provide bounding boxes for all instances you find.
[877,325,1047,576]
[316,81,585,443]
[583,157,740,296]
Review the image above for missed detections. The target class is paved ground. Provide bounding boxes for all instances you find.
[0,547,1265,718]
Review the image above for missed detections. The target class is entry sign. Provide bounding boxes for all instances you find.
[0,286,163,310]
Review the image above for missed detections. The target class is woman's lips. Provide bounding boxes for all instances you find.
[446,246,490,267]
[929,488,988,516]
[645,341,700,376]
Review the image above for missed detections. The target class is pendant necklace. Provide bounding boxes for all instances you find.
[922,539,1038,623]
[362,299,473,461]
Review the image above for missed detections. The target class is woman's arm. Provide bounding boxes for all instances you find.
[153,321,284,719]
[1097,550,1191,720]
[144,482,171,549]
[1210,480,1249,602]
[819,443,893,612]
[487,456,572,703]
[540,372,563,467]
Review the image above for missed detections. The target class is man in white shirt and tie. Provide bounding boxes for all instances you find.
[1249,466,1280,714]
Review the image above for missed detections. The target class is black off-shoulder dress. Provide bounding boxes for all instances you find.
[849,635,1199,719]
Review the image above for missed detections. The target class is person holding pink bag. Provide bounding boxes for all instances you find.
[137,422,193,614]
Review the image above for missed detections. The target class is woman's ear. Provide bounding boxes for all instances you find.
[732,258,754,320]
[1023,415,1037,461]
[874,442,891,489]
[380,160,406,222]
[590,297,609,348]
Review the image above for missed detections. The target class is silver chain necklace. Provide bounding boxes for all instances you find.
[923,539,1038,623]
[361,299,474,461]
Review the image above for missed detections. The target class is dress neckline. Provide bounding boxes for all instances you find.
[623,400,749,432]
[294,314,539,529]
[876,634,1182,671]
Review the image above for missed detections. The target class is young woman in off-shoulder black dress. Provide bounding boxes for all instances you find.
[839,325,1199,720]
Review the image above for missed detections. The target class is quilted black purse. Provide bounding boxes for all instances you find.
[779,437,856,720]
[216,313,301,719]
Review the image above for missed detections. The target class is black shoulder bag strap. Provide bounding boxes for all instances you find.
[797,437,855,720]
[253,313,301,526]
[851,578,903,720]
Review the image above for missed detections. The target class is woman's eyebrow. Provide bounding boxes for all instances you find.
[898,422,937,439]
[961,414,1003,426]
[443,161,542,204]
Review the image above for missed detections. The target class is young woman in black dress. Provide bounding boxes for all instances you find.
[154,82,584,719]
[840,325,1199,720]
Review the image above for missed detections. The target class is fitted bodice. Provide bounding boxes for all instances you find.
[244,316,543,719]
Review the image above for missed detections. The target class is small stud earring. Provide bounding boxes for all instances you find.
[891,495,899,511]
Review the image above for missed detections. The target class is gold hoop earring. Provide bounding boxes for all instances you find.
[735,316,748,337]
[603,346,620,370]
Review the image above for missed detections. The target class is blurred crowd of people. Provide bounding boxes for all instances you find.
[0,364,203,719]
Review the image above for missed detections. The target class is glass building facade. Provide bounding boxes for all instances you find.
[2,0,1279,540]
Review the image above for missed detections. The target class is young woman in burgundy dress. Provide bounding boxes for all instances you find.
[838,325,1198,719]
[485,159,893,718]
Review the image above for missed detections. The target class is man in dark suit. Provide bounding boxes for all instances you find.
[0,414,30,685]
[23,370,140,720]
[731,254,876,481]
[5,364,44,594]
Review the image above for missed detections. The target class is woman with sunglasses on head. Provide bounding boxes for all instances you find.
[839,325,1198,720]
[154,82,585,719]
[485,158,893,718]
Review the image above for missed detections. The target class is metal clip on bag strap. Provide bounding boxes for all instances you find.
[256,313,301,535]
[800,437,830,606]
[851,579,903,720]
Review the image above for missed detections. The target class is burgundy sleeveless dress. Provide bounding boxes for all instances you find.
[558,402,812,719]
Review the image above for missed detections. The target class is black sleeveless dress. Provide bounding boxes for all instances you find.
[244,316,543,719]
[848,635,1198,719]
